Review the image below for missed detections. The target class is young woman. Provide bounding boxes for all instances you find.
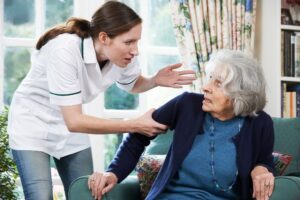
[7,1,196,199]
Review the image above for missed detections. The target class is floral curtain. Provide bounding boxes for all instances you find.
[170,0,257,92]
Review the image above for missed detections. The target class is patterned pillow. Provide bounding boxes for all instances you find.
[135,155,165,199]
[272,151,293,176]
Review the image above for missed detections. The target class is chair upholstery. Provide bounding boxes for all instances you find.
[272,118,300,175]
[69,118,300,200]
[68,175,140,200]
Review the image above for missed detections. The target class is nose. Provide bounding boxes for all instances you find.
[130,43,139,56]
[202,82,212,94]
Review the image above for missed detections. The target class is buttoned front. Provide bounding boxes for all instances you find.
[8,33,141,159]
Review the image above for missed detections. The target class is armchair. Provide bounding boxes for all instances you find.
[69,118,300,200]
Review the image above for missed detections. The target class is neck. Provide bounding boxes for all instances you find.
[210,112,235,121]
[93,39,108,62]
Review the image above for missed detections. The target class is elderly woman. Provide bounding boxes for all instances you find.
[89,49,275,200]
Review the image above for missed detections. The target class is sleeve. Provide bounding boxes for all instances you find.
[106,133,152,182]
[116,57,141,91]
[106,93,185,182]
[152,92,186,130]
[47,46,82,106]
[256,114,275,174]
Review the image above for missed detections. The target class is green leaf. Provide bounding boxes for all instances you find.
[0,107,19,200]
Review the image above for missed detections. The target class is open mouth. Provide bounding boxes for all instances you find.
[203,97,212,104]
[124,57,132,62]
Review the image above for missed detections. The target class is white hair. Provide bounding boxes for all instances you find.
[205,49,266,117]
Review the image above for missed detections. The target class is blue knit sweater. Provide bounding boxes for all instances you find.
[107,92,275,200]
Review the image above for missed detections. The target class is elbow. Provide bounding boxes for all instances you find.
[129,89,138,94]
[65,119,81,133]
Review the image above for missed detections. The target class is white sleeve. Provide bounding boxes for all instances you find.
[116,57,141,91]
[47,46,82,106]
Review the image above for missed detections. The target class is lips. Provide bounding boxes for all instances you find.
[203,97,212,104]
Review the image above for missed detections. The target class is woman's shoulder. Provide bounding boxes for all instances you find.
[173,92,204,113]
[249,110,273,127]
[42,33,81,52]
[178,92,204,103]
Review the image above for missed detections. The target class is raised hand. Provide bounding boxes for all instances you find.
[153,63,196,88]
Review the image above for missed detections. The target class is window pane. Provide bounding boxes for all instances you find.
[104,84,139,110]
[122,0,140,14]
[147,54,180,75]
[4,48,31,105]
[4,0,35,38]
[45,0,74,29]
[148,0,177,46]
[104,134,123,168]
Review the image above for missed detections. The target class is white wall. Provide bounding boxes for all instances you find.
[254,0,281,117]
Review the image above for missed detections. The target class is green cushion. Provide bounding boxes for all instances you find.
[145,130,173,155]
[270,176,300,200]
[68,175,140,200]
[68,176,94,200]
[273,118,300,175]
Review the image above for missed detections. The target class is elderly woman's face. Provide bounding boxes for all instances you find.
[202,72,234,120]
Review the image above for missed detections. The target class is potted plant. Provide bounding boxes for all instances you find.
[0,107,19,200]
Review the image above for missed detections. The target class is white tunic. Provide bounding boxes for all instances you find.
[8,33,140,159]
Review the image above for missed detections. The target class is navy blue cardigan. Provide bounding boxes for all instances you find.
[107,92,275,200]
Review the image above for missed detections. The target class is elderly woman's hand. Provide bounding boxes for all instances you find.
[88,171,118,200]
[251,165,275,200]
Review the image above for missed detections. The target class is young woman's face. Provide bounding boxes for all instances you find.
[104,23,142,67]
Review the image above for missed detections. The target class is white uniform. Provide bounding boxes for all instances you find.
[8,33,141,159]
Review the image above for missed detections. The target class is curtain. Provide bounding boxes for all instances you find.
[170,0,257,92]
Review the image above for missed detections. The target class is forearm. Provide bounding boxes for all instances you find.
[131,75,156,93]
[61,105,166,136]
[107,133,151,182]
[66,114,133,134]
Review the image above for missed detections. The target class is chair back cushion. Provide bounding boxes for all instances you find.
[145,130,173,155]
[273,117,300,175]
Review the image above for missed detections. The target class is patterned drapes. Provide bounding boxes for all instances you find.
[170,0,257,92]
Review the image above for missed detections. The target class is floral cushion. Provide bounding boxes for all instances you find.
[135,155,165,199]
[272,151,293,176]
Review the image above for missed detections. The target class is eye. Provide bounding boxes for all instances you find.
[214,80,223,87]
[124,40,135,45]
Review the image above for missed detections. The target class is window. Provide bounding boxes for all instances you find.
[1,0,74,106]
[1,0,76,199]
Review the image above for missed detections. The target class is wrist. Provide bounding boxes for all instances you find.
[251,165,268,177]
[107,172,118,183]
[124,118,136,133]
[150,75,158,88]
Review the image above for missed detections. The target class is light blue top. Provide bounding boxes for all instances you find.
[156,113,244,200]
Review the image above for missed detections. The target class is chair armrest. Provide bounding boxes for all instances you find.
[270,176,300,200]
[106,175,140,200]
[68,175,93,200]
[68,175,140,200]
